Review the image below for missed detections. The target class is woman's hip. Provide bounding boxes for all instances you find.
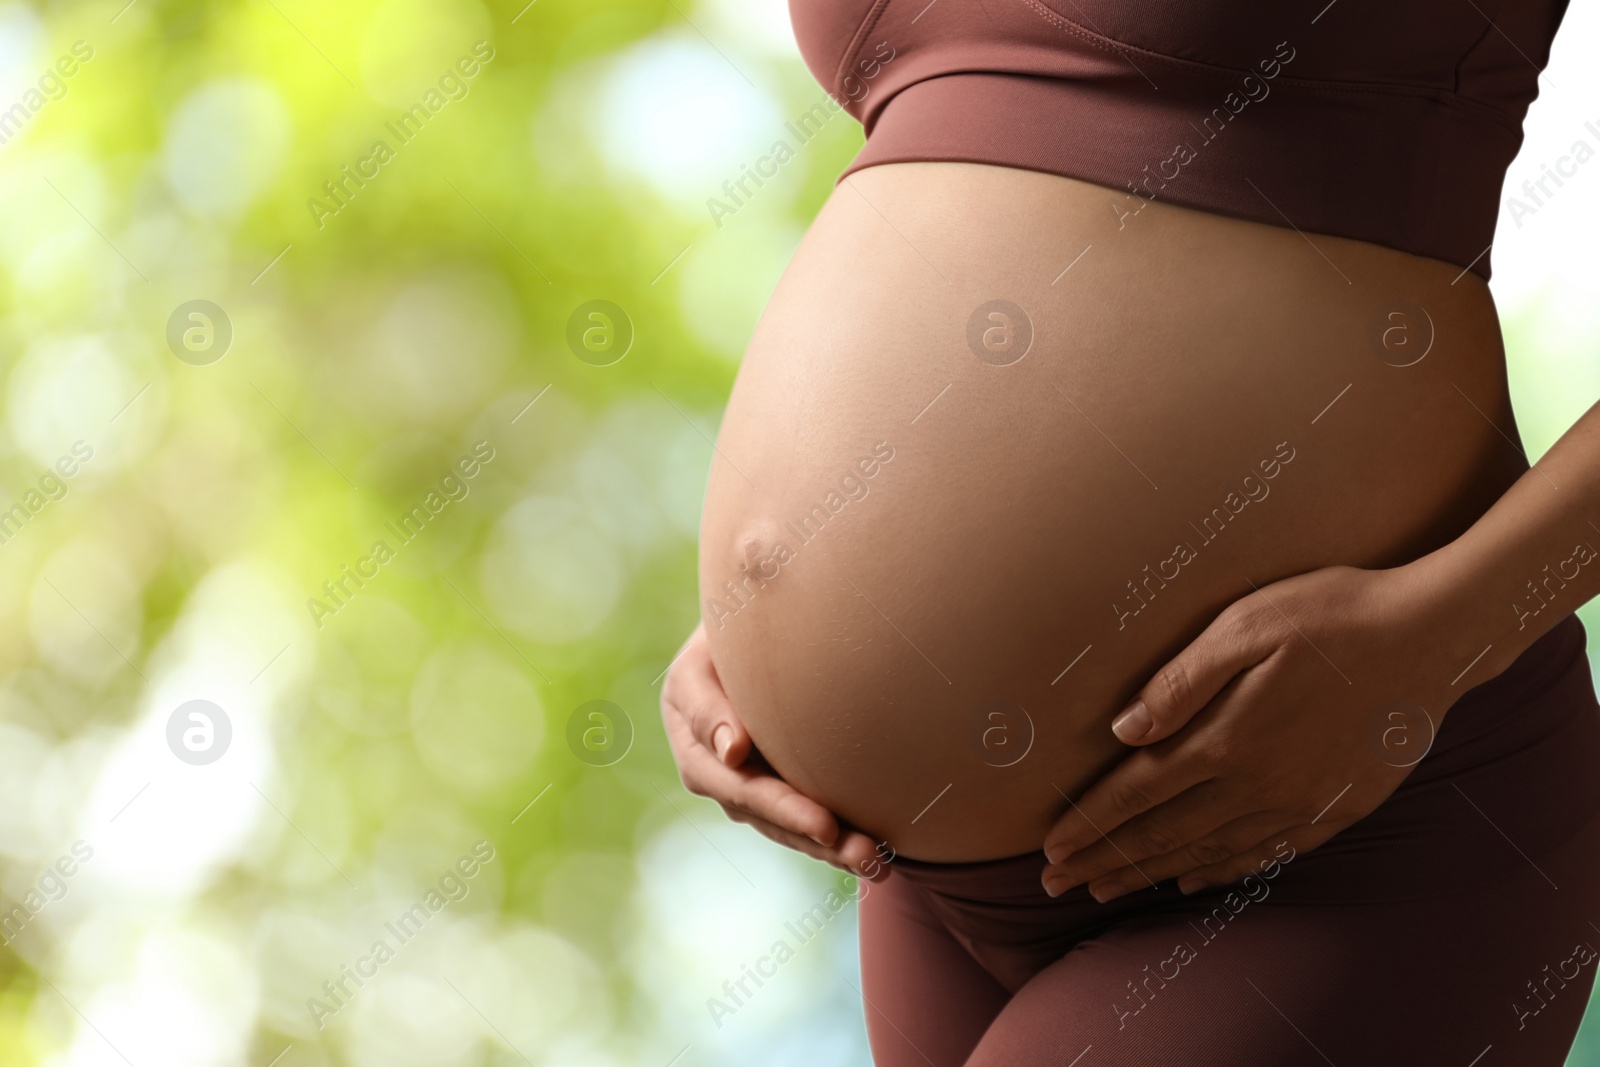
[869,613,1600,990]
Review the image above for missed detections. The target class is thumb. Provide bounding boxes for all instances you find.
[707,713,752,766]
[1111,605,1276,745]
[687,654,754,766]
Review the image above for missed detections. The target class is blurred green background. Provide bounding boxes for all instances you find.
[0,0,1596,1064]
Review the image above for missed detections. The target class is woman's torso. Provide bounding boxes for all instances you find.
[790,0,1567,279]
[700,160,1525,861]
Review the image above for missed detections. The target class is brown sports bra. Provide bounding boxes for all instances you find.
[790,0,1570,279]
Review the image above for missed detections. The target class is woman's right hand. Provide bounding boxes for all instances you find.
[661,623,887,879]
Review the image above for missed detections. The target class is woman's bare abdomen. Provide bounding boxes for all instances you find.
[699,162,1523,862]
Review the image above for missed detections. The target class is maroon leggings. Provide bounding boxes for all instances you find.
[859,616,1600,1066]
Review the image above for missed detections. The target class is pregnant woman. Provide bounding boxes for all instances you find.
[663,0,1600,1063]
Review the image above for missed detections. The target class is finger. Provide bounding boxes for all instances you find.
[1043,747,1213,864]
[1110,599,1279,746]
[727,812,887,879]
[836,831,894,881]
[723,766,846,847]
[1079,811,1291,901]
[672,733,842,847]
[1175,822,1340,894]
[677,636,754,765]
[1041,779,1243,895]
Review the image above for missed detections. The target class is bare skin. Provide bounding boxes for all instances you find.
[1039,399,1600,901]
[678,159,1531,864]
[661,621,886,878]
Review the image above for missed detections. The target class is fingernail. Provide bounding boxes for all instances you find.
[712,725,733,761]
[1179,877,1207,896]
[1044,845,1068,865]
[1042,878,1064,898]
[1089,882,1120,904]
[1111,700,1151,743]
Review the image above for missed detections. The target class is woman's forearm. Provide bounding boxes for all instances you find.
[1409,399,1600,690]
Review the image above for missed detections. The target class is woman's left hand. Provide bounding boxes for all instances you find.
[1040,562,1474,901]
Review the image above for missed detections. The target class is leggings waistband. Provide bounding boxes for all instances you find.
[889,614,1599,903]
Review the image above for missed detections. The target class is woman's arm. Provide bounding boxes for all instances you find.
[1037,399,1600,900]
[1410,401,1600,684]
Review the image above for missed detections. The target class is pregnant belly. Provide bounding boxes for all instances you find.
[700,161,1523,862]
